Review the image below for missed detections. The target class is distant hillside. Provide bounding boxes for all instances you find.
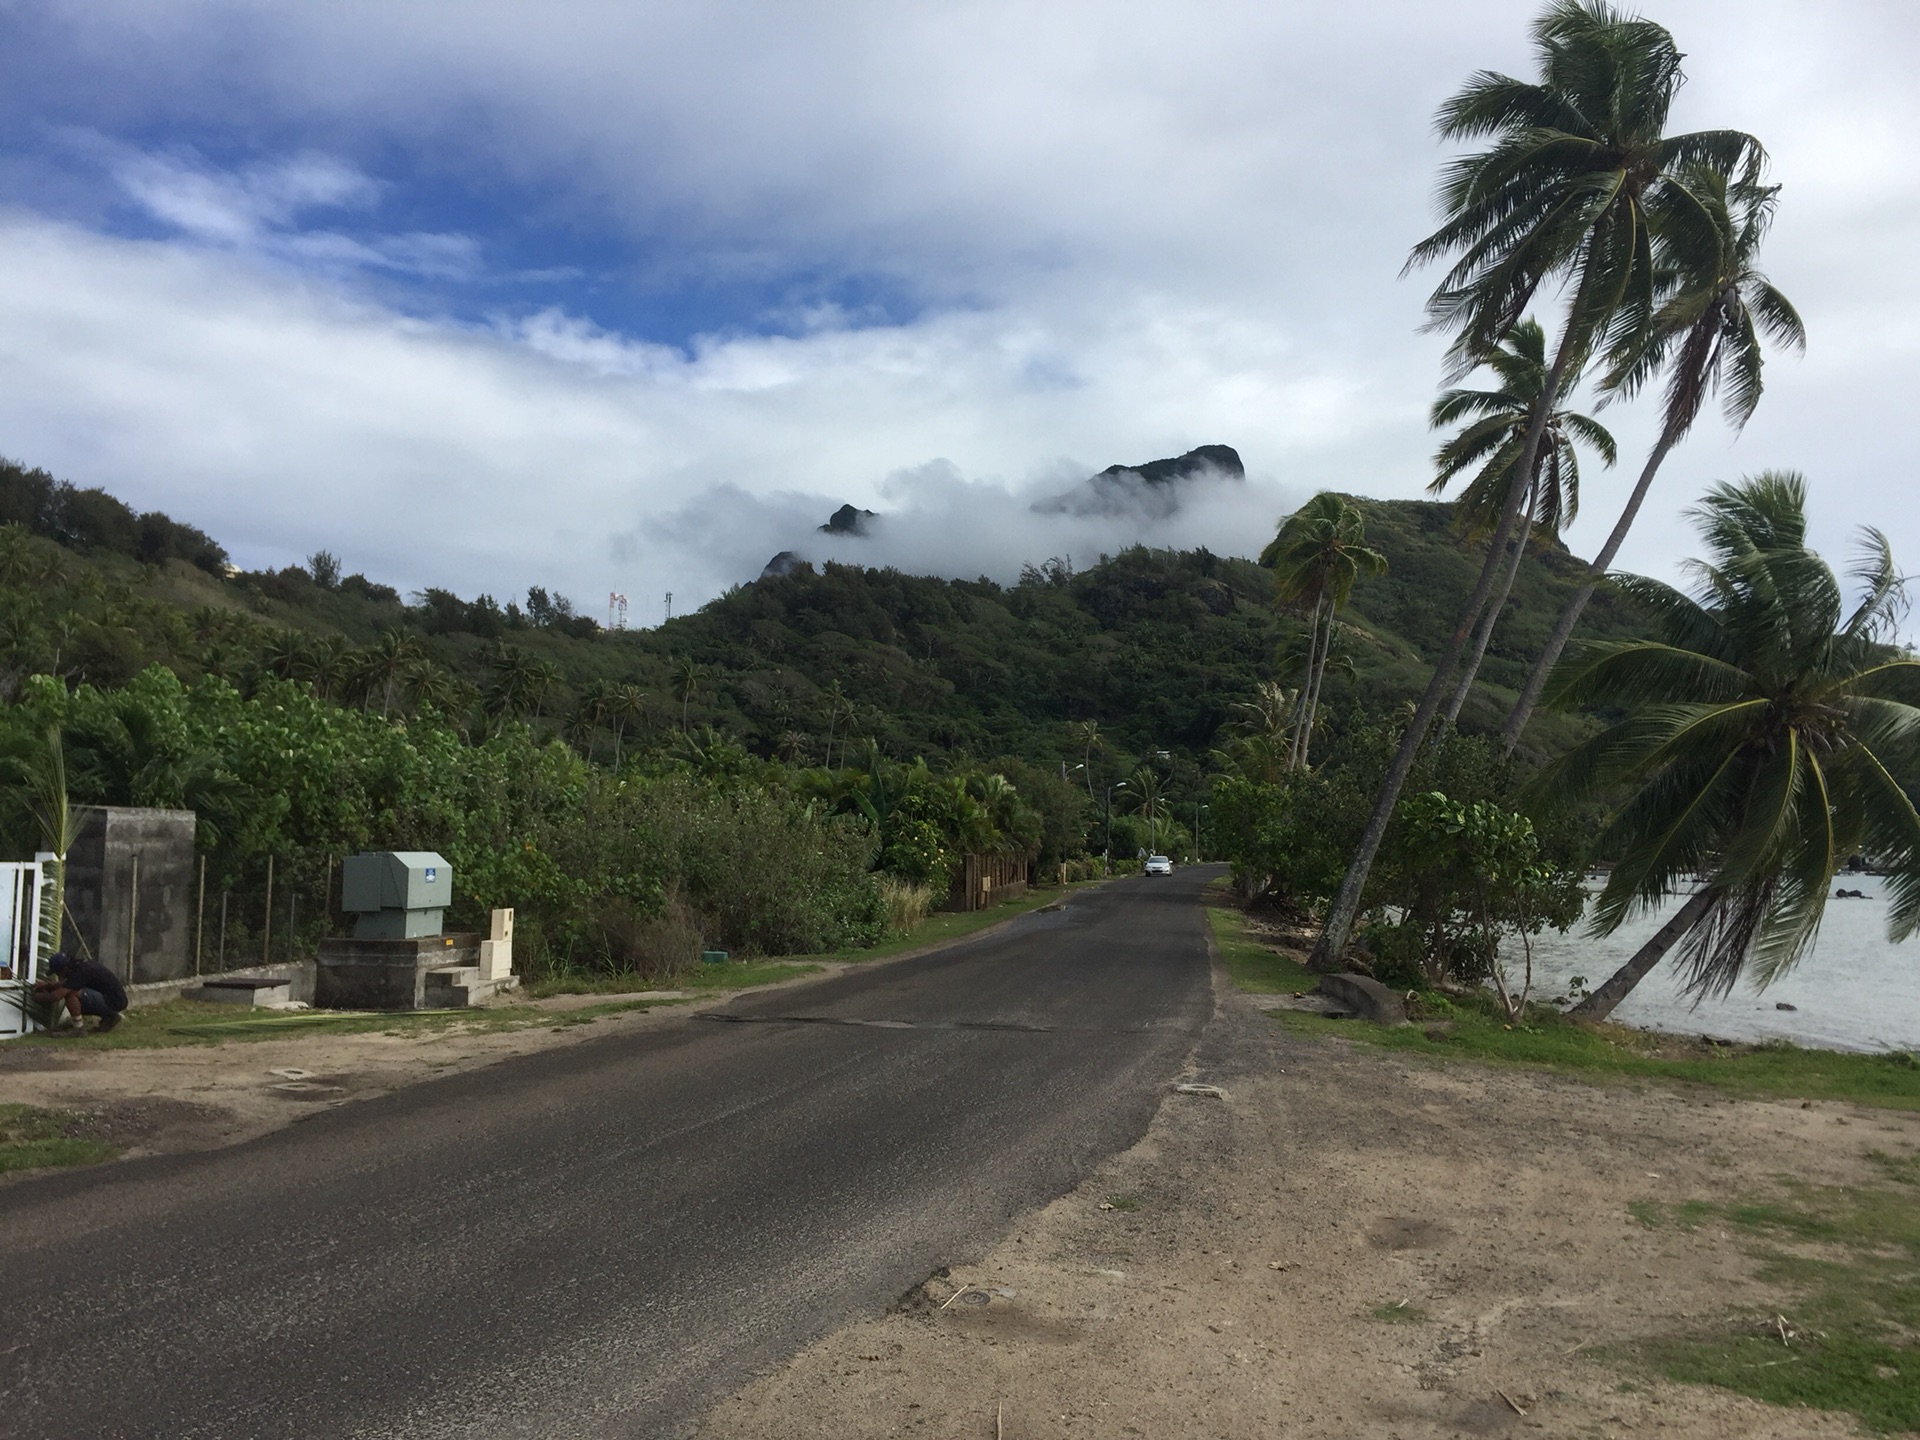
[0,455,1649,774]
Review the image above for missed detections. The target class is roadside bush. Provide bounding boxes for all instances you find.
[649,777,884,956]
[1363,790,1583,1009]
[1210,772,1348,909]
[877,876,933,936]
[588,896,703,981]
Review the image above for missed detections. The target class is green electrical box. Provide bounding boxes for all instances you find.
[342,851,452,939]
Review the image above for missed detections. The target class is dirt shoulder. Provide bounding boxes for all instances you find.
[0,990,701,1161]
[698,980,1920,1439]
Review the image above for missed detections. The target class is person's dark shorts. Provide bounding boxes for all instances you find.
[75,987,117,1018]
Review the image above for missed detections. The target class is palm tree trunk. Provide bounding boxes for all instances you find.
[1289,595,1325,770]
[1444,510,1533,724]
[1499,429,1681,752]
[1568,888,1715,1022]
[1308,300,1590,973]
[1299,598,1336,766]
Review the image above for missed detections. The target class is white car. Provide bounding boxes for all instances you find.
[1144,854,1173,876]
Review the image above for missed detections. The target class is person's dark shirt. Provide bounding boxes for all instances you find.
[56,958,127,1012]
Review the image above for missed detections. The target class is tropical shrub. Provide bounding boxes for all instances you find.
[1364,790,1583,1004]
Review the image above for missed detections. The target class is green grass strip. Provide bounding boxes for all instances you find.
[1201,886,1316,994]
[1623,1170,1920,1432]
[0,1102,119,1175]
[1268,1006,1920,1109]
[1202,879,1920,1109]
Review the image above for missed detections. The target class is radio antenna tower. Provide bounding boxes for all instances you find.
[607,592,629,630]
[665,591,673,621]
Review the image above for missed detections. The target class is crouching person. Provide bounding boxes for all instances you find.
[33,952,129,1035]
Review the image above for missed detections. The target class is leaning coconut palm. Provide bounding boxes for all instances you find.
[1428,318,1617,721]
[1535,474,1920,1020]
[1312,0,1764,970]
[1262,493,1387,770]
[1501,166,1805,752]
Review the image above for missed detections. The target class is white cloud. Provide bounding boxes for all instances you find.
[0,216,1371,613]
[1,1,1917,626]
[99,142,480,280]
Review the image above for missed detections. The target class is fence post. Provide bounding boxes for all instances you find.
[127,852,139,984]
[195,854,207,977]
[261,855,274,968]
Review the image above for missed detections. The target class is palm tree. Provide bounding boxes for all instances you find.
[528,660,562,722]
[672,657,704,734]
[361,629,423,718]
[1313,0,1764,970]
[571,680,612,761]
[1215,682,1299,785]
[1428,318,1616,721]
[259,629,312,684]
[1534,474,1920,1020]
[1501,166,1805,750]
[0,525,40,587]
[1263,493,1387,769]
[483,644,542,732]
[1126,765,1167,854]
[405,661,469,720]
[306,636,353,703]
[1071,719,1102,801]
[607,683,647,767]
[820,678,853,766]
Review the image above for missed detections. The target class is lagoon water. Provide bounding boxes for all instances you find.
[1525,876,1920,1054]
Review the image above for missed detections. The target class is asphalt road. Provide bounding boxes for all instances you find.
[0,868,1217,1439]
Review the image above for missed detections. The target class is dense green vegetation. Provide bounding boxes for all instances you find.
[0,461,1648,774]
[0,434,1656,982]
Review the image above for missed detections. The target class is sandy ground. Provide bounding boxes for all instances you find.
[0,986,715,1161]
[697,982,1920,1440]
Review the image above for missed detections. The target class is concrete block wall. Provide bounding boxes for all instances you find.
[62,806,198,985]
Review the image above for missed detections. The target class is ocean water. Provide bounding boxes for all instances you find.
[1522,876,1920,1054]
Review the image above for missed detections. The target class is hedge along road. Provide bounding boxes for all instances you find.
[0,866,1219,1440]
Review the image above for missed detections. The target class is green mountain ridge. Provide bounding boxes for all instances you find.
[0,453,1648,773]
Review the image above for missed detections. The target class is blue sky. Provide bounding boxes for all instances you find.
[0,1,1915,622]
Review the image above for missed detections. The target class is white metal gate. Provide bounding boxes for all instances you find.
[0,861,47,1039]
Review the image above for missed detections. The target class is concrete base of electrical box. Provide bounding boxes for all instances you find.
[314,934,497,1011]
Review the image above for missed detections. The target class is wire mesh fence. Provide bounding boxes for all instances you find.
[195,851,349,976]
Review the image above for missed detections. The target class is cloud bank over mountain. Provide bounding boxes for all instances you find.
[640,446,1285,598]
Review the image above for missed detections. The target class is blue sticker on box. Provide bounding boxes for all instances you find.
[425,867,437,882]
